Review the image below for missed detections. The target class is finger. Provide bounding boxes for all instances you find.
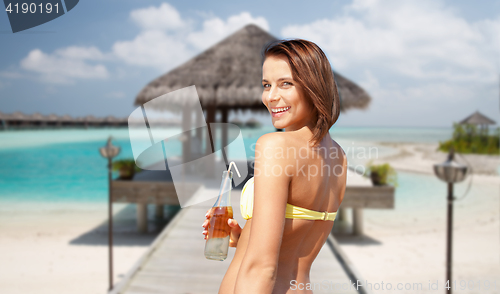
[228,219,242,232]
[202,219,208,228]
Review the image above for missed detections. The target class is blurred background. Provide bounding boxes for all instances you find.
[0,0,499,293]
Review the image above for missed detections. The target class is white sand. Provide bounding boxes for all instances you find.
[0,203,157,294]
[337,142,500,293]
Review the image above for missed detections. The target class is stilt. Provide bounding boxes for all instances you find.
[155,204,164,220]
[137,203,148,233]
[352,208,363,236]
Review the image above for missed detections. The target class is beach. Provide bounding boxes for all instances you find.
[0,128,499,294]
[337,141,500,293]
[0,203,160,294]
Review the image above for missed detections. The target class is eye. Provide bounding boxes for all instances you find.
[282,81,293,86]
[262,83,270,89]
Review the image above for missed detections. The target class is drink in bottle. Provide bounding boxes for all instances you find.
[204,170,234,261]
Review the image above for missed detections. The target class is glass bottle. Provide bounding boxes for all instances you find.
[204,170,234,261]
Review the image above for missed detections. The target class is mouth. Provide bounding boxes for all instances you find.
[271,106,291,118]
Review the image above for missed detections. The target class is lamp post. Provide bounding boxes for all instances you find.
[99,137,120,291]
[433,147,468,293]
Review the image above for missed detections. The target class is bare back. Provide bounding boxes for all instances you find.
[219,131,347,294]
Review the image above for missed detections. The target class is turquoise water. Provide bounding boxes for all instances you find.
[0,126,457,203]
[330,125,454,143]
[0,130,133,203]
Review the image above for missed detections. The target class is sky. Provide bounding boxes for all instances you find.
[0,0,499,127]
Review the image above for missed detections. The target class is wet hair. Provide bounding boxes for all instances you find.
[262,39,340,147]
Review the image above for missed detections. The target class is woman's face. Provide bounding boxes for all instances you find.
[262,54,315,131]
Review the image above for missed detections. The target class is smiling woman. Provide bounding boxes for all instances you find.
[202,39,347,294]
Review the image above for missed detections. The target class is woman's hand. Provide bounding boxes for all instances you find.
[202,209,242,247]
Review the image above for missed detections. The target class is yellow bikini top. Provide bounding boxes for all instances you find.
[240,177,337,221]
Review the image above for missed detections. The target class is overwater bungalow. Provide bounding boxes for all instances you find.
[0,111,128,130]
[59,114,74,126]
[44,113,60,127]
[0,111,6,129]
[83,115,98,128]
[103,115,120,127]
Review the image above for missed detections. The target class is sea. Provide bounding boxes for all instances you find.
[0,126,477,207]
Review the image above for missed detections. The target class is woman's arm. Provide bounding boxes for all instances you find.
[234,133,291,294]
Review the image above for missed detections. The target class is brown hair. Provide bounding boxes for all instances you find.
[263,39,340,147]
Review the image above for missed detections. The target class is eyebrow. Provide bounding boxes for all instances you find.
[262,77,293,83]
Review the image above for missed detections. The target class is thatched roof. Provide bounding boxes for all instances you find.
[59,114,73,122]
[459,111,495,125]
[134,24,371,112]
[104,115,119,123]
[334,72,371,111]
[28,112,45,121]
[9,111,27,120]
[83,115,97,122]
[45,114,59,122]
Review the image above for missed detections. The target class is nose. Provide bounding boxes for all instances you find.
[267,85,280,104]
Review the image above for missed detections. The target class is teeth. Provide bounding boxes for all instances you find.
[272,106,290,113]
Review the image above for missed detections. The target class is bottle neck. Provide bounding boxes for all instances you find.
[213,171,233,207]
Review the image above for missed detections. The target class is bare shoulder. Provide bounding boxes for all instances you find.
[253,133,292,180]
[254,132,291,165]
[256,132,287,147]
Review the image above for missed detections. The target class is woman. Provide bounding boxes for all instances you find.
[202,39,347,294]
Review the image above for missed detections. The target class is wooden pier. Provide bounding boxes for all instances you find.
[111,163,394,235]
[109,185,367,294]
[0,111,180,130]
[106,165,391,293]
[337,168,395,235]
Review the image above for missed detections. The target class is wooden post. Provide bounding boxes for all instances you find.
[338,207,347,222]
[107,157,113,291]
[182,106,192,165]
[155,205,164,220]
[331,207,348,235]
[446,182,454,293]
[221,108,228,150]
[137,203,148,233]
[352,208,363,236]
[195,110,204,156]
[221,108,229,166]
[205,105,216,178]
